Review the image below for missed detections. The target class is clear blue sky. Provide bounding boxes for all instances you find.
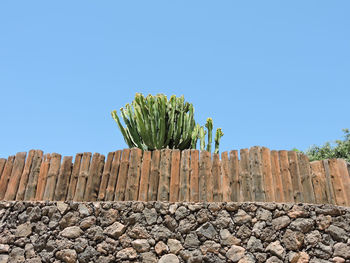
[1,1,349,158]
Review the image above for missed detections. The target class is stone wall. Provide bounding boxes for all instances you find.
[0,201,350,263]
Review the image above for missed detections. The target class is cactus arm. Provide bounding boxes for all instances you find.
[205,118,213,152]
[191,124,200,149]
[199,126,206,151]
[214,128,224,154]
[111,110,134,148]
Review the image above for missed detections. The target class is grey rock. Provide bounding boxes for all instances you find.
[305,230,321,247]
[226,245,245,262]
[79,216,96,229]
[0,255,8,263]
[9,247,25,262]
[116,247,137,260]
[55,249,77,263]
[103,221,126,238]
[167,239,183,254]
[150,225,172,241]
[56,202,69,214]
[79,246,98,263]
[237,225,252,240]
[128,225,150,239]
[272,216,291,230]
[143,208,157,225]
[132,239,150,252]
[15,222,32,237]
[290,218,314,233]
[99,209,119,226]
[159,254,179,263]
[333,242,350,259]
[196,222,218,240]
[155,241,169,255]
[78,204,91,217]
[266,256,283,263]
[175,206,189,220]
[220,229,241,246]
[247,236,263,252]
[141,252,158,263]
[200,240,221,254]
[233,209,252,224]
[59,211,79,229]
[60,226,83,238]
[215,210,233,228]
[184,233,200,248]
[327,225,348,242]
[0,244,10,253]
[282,229,304,250]
[266,241,285,259]
[96,255,115,263]
[256,208,272,221]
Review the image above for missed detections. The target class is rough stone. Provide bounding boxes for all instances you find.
[266,241,286,259]
[272,215,291,230]
[333,242,350,259]
[143,208,158,225]
[60,226,83,239]
[290,218,314,233]
[155,241,168,255]
[233,209,252,224]
[103,221,126,238]
[184,233,200,248]
[167,239,183,254]
[327,225,348,242]
[226,245,245,262]
[220,229,241,246]
[56,249,77,263]
[116,247,137,260]
[132,239,150,252]
[15,222,32,237]
[141,252,158,263]
[196,222,218,240]
[159,254,179,263]
[282,229,304,250]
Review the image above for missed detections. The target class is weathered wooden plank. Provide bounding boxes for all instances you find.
[24,150,43,200]
[310,161,328,204]
[199,151,211,201]
[328,159,347,206]
[15,150,35,201]
[270,151,284,202]
[138,151,152,201]
[157,149,172,201]
[221,151,231,202]
[240,148,252,202]
[322,159,336,205]
[98,152,114,201]
[42,153,62,201]
[114,149,130,201]
[125,148,143,201]
[73,152,91,201]
[0,159,6,181]
[1,155,17,200]
[288,151,304,203]
[298,154,316,204]
[189,149,199,202]
[66,153,82,201]
[105,151,121,201]
[85,154,105,201]
[212,153,222,202]
[83,153,101,201]
[337,159,350,206]
[169,150,180,202]
[278,150,294,203]
[54,156,73,201]
[35,153,51,200]
[229,150,240,202]
[178,150,190,202]
[147,150,160,201]
[261,147,275,202]
[249,146,265,202]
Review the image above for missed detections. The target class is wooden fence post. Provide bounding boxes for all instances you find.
[221,151,231,202]
[212,153,222,202]
[125,148,143,201]
[298,154,315,204]
[288,151,303,203]
[229,150,240,202]
[310,161,328,204]
[249,146,265,202]
[337,159,350,206]
[35,153,51,200]
[15,150,35,200]
[328,159,347,206]
[105,151,121,201]
[179,150,190,202]
[189,150,199,202]
[278,150,294,203]
[148,150,160,201]
[199,151,210,201]
[240,149,252,202]
[24,150,43,200]
[169,150,180,202]
[322,160,336,205]
[43,153,62,201]
[138,151,152,201]
[73,152,91,201]
[84,153,104,201]
[114,149,131,201]
[261,147,275,202]
[98,152,114,201]
[1,155,19,200]
[54,156,73,201]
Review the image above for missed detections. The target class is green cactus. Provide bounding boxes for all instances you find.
[214,128,224,154]
[112,93,224,152]
[205,118,213,152]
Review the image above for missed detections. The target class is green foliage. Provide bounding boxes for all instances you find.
[304,129,350,162]
[112,93,224,152]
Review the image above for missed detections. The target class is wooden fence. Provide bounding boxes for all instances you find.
[0,147,349,206]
